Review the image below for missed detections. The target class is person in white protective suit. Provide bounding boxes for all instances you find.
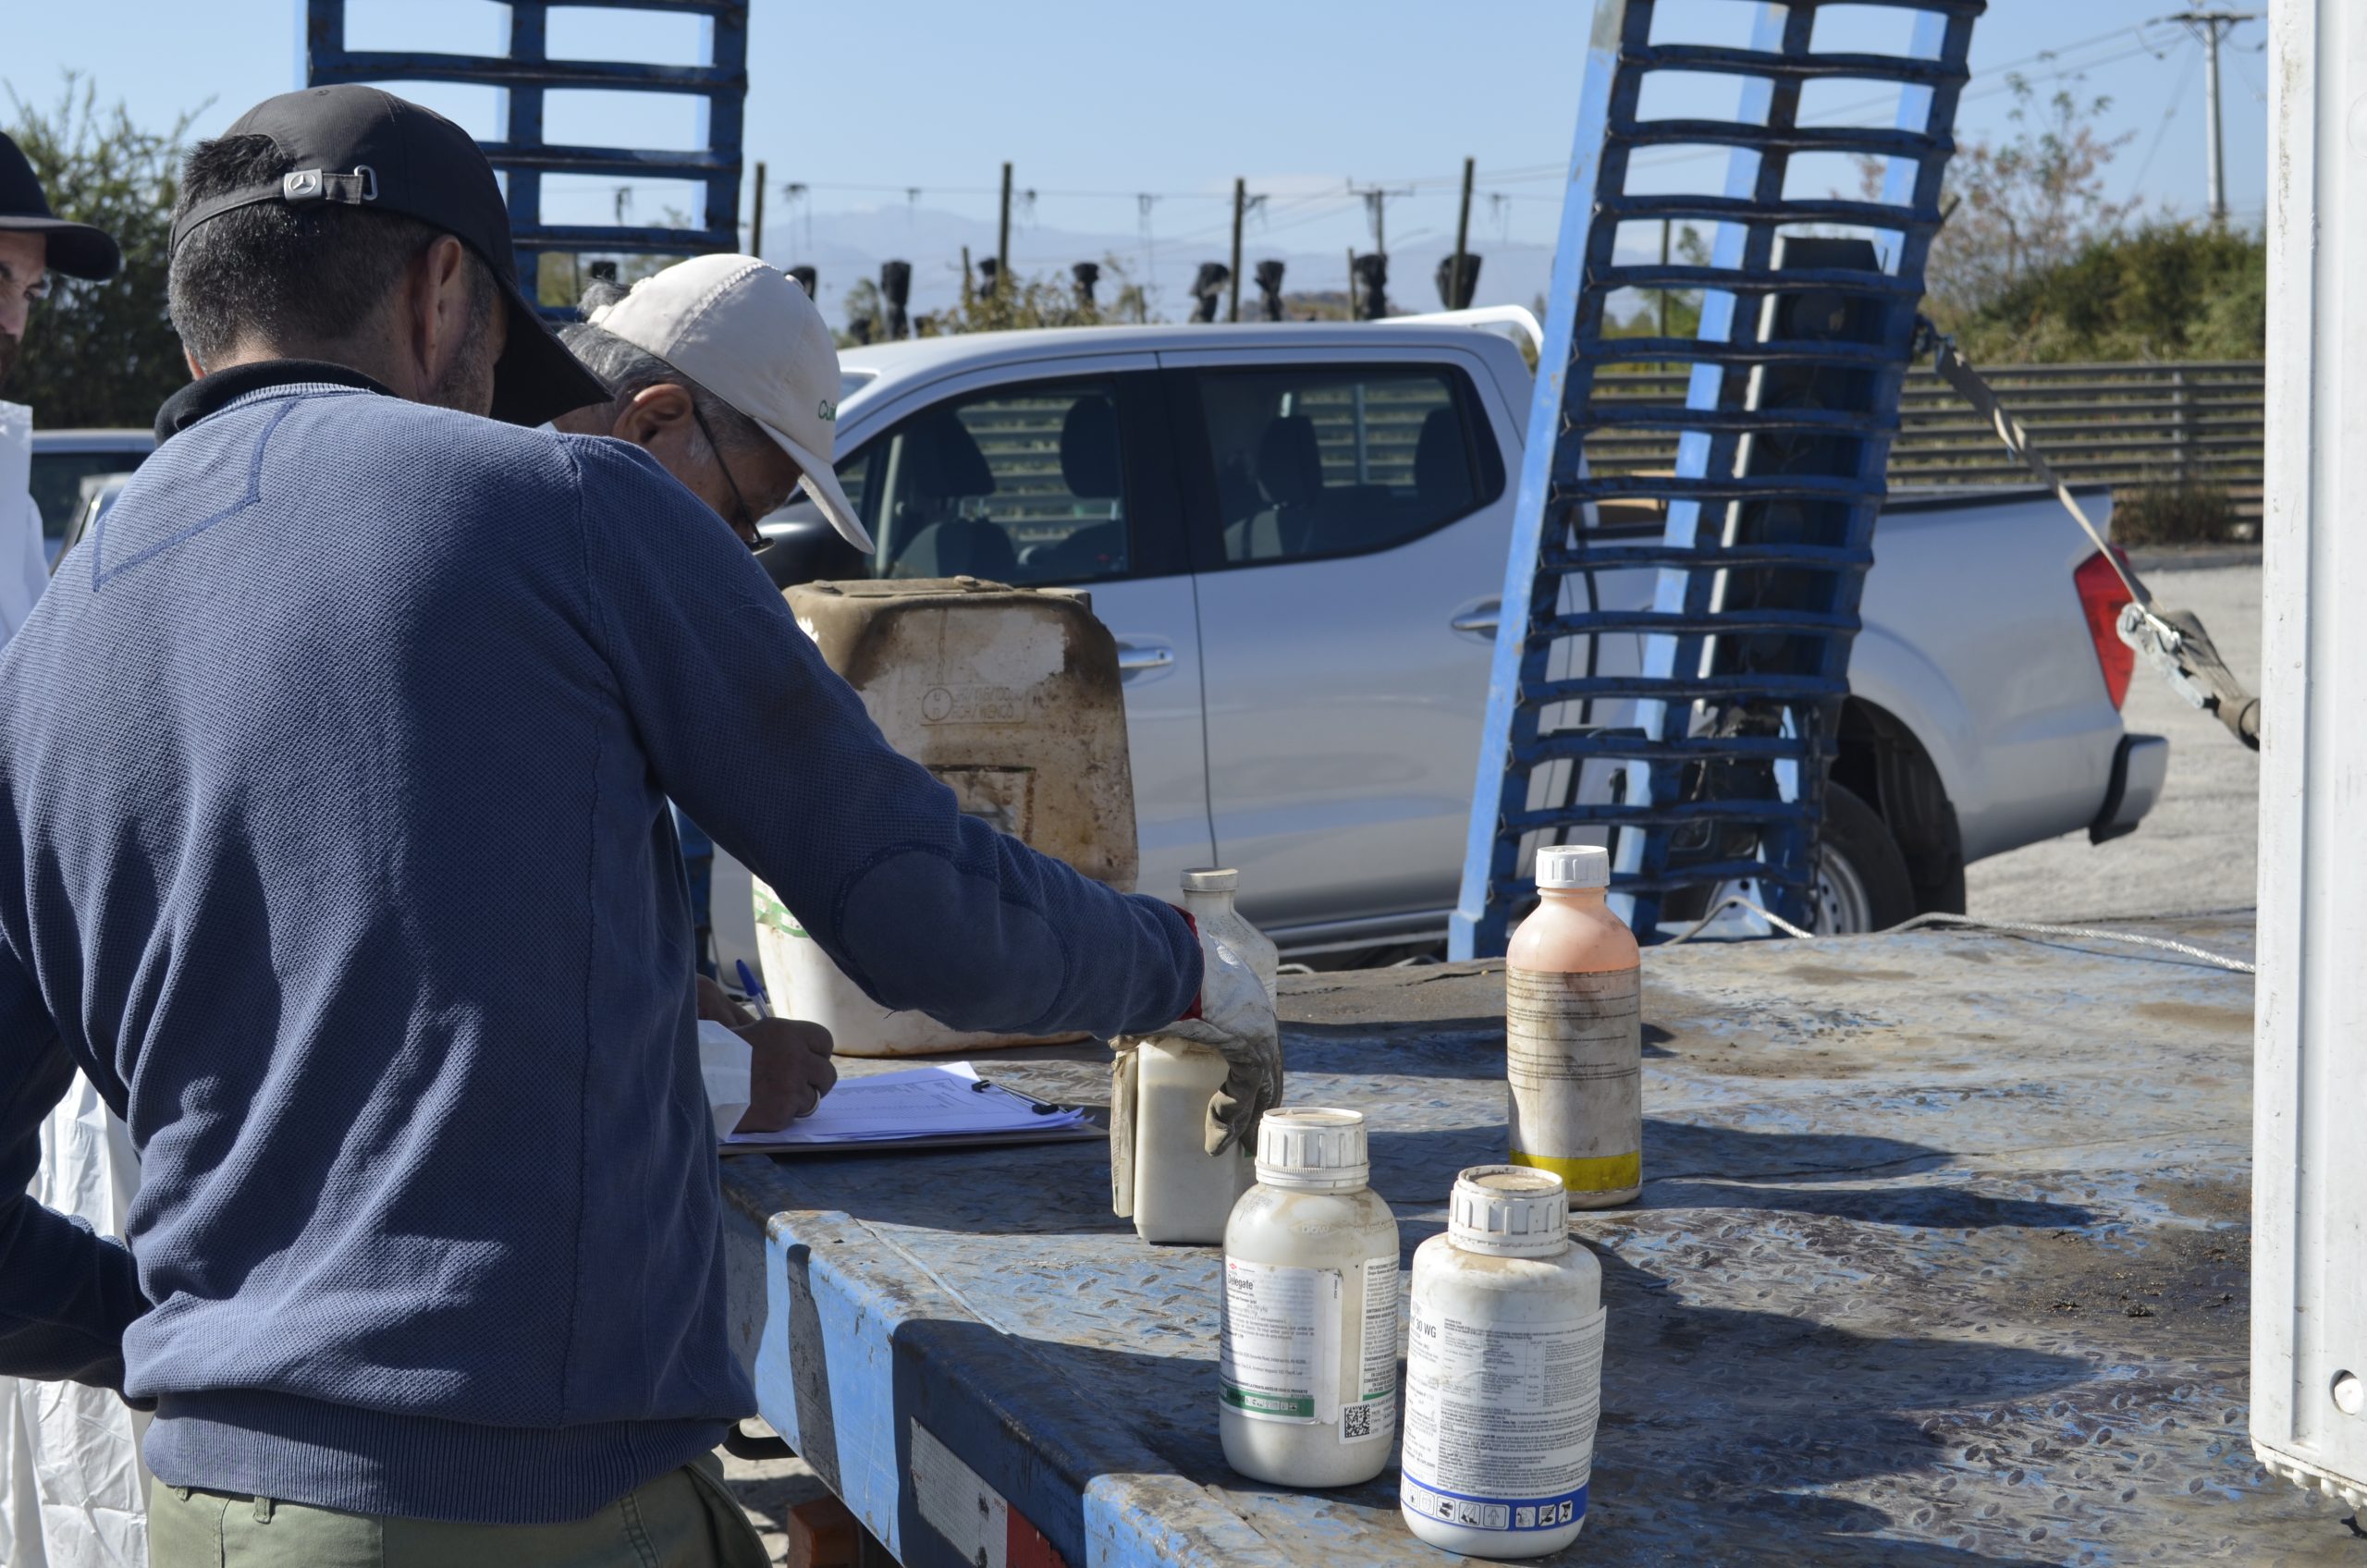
[0,128,144,1568]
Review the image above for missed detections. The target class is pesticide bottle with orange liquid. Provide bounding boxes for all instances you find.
[1504,845,1642,1208]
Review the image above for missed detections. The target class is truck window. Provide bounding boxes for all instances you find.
[863,378,1131,586]
[1193,364,1502,566]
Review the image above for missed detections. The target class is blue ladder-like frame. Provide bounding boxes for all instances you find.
[303,0,748,308]
[1452,0,1980,958]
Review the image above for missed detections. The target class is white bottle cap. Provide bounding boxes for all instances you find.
[1449,1166,1571,1256]
[1534,844,1610,889]
[1256,1108,1369,1190]
[1181,867,1240,893]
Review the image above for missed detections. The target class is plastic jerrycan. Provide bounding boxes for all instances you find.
[1504,844,1644,1207]
[753,577,1139,1057]
[1113,869,1278,1244]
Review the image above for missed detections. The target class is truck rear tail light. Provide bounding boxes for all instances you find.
[2074,548,2135,710]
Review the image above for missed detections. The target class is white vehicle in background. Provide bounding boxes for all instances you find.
[706,316,2162,971]
[30,429,152,566]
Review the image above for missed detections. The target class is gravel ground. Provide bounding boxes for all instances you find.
[1965,558,2262,925]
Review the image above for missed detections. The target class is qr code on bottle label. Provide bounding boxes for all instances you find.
[1342,1403,1374,1439]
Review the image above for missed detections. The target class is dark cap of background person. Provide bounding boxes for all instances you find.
[0,132,121,281]
[169,85,605,426]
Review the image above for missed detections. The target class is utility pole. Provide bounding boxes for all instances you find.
[996,161,1012,297]
[750,159,767,259]
[1347,182,1414,259]
[2169,11,2257,229]
[1658,216,1672,337]
[1450,157,1475,312]
[1230,178,1245,323]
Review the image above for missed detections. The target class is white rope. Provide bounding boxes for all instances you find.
[1662,894,2255,974]
[1883,912,2256,974]
[1664,894,1819,944]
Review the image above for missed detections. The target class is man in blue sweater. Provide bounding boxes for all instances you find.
[0,87,1278,1564]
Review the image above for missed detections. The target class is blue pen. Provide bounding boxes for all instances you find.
[734,959,771,1019]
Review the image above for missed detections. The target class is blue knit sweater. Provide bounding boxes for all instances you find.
[0,365,1200,1523]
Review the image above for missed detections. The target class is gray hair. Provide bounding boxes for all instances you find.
[559,279,769,461]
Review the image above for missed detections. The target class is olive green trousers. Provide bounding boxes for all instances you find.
[148,1452,771,1568]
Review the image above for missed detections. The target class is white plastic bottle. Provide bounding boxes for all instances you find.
[1182,867,1280,1001]
[1110,869,1273,1244]
[1401,1166,1606,1558]
[1506,844,1644,1207]
[1219,1109,1401,1488]
[1122,1038,1257,1243]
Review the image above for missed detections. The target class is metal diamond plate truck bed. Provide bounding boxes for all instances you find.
[717,915,2352,1566]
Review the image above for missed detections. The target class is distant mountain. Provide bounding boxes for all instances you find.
[765,203,1557,330]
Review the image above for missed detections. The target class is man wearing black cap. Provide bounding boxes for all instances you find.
[0,130,121,643]
[0,128,146,1568]
[0,84,1267,1566]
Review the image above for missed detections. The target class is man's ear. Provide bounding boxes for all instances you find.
[613,382,695,449]
[183,346,206,380]
[406,235,475,392]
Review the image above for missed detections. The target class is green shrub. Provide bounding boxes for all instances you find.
[1945,223,2266,364]
[2111,476,2236,545]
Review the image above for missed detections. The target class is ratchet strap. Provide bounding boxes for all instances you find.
[1921,325,2260,752]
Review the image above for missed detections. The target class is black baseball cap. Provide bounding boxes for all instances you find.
[0,132,121,281]
[169,85,607,426]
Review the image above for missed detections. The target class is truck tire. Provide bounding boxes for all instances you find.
[1815,783,1918,935]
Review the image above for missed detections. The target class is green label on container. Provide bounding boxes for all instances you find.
[753,885,808,940]
[1221,1386,1317,1419]
[1219,1257,1338,1426]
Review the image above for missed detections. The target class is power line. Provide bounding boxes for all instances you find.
[2127,37,2202,194]
[764,18,2234,274]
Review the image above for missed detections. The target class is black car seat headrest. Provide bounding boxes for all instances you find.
[1414,407,1471,508]
[903,407,997,502]
[1060,396,1122,501]
[1256,414,1324,509]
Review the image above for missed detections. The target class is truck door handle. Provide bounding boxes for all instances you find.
[1116,642,1175,674]
[1451,599,1501,636]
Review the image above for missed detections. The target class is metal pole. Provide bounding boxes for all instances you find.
[2253,0,2367,1510]
[997,161,1012,297]
[751,159,767,259]
[2202,18,2226,227]
[506,3,546,302]
[1452,156,1475,308]
[1230,178,1245,323]
[2171,12,2257,230]
[1658,216,1671,337]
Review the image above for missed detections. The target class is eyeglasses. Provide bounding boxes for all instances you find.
[687,399,762,551]
[0,262,50,316]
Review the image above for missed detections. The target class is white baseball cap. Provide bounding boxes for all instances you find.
[585,253,874,553]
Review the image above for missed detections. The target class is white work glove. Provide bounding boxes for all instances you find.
[1115,923,1282,1158]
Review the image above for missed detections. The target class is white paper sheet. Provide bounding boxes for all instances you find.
[724,1061,1085,1147]
[696,1020,752,1138]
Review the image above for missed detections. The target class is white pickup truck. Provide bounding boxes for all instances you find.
[718,316,2164,965]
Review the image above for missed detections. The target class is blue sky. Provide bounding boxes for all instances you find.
[8,1,2270,321]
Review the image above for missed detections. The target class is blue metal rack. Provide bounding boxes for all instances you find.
[303,0,748,307]
[1452,0,1981,958]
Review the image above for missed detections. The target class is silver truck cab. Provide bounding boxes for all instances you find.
[722,318,2157,967]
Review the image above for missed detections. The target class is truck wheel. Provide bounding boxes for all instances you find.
[1814,784,1918,935]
